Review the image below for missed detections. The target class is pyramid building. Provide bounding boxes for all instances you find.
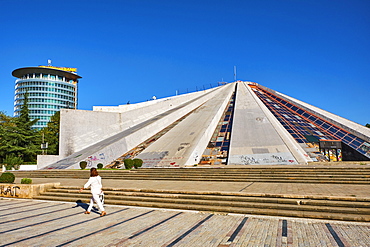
[39,81,370,169]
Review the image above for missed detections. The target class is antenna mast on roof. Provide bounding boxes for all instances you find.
[234,66,237,81]
[48,59,52,66]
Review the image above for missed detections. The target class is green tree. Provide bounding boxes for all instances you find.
[0,94,41,163]
[0,111,12,125]
[0,111,14,163]
[13,93,40,162]
[366,123,370,128]
[40,111,60,155]
[3,153,23,170]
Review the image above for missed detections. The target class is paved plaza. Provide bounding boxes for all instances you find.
[1,198,369,247]
[3,164,370,246]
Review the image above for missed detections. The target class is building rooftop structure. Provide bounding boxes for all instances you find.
[12,64,81,129]
[39,81,370,169]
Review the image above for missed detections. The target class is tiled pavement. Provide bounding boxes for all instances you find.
[1,198,369,247]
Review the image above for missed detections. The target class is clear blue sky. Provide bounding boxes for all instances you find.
[1,0,369,125]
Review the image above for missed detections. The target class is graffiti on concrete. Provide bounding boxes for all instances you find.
[240,155,260,165]
[231,153,297,165]
[143,155,184,167]
[99,153,106,160]
[271,155,287,163]
[87,153,106,167]
[0,185,21,197]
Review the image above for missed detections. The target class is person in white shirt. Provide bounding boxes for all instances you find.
[79,167,106,216]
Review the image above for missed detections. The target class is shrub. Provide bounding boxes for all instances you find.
[133,158,143,169]
[79,161,87,170]
[123,159,134,169]
[0,172,15,183]
[21,178,32,184]
[97,163,104,169]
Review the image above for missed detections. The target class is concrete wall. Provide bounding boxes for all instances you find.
[45,85,227,169]
[0,183,59,199]
[136,83,234,167]
[2,165,38,171]
[93,96,176,112]
[184,86,234,166]
[59,88,218,158]
[37,155,60,169]
[59,109,125,158]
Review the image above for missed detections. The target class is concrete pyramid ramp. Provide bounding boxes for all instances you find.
[228,82,310,165]
[39,80,369,169]
[136,83,234,167]
[42,85,229,169]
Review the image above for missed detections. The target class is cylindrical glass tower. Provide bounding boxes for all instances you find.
[12,65,82,129]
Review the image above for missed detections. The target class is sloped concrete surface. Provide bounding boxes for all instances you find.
[136,83,234,167]
[228,82,300,165]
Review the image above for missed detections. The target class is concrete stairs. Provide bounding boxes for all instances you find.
[11,167,370,184]
[9,167,370,221]
[33,186,370,222]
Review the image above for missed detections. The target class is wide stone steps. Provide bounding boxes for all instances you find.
[11,167,370,184]
[33,186,370,222]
